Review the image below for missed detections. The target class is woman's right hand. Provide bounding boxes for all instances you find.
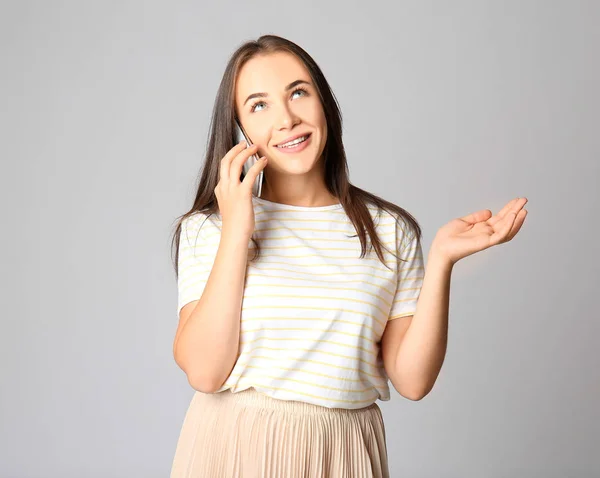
[215,140,268,240]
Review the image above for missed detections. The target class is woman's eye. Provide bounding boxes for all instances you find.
[250,88,308,113]
[291,87,308,99]
[250,101,266,113]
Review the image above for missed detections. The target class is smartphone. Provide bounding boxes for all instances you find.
[234,118,264,198]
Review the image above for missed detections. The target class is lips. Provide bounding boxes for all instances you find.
[275,132,312,147]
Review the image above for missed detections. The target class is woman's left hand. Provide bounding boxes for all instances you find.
[431,197,529,265]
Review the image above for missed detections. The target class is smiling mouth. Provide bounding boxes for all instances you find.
[275,133,312,148]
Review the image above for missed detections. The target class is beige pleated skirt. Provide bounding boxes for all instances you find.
[170,387,390,478]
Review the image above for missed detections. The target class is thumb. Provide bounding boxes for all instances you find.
[460,209,492,224]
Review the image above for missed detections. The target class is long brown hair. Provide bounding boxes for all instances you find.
[171,34,421,276]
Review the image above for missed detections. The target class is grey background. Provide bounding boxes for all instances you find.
[1,1,598,476]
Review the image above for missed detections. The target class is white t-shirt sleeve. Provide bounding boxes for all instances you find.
[388,222,425,321]
[176,213,221,316]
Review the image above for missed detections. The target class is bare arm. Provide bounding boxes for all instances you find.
[173,228,250,393]
[382,250,451,400]
[172,140,267,393]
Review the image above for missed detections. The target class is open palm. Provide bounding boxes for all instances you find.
[432,197,529,265]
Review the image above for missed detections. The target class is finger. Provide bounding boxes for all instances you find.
[230,144,259,181]
[491,210,518,245]
[506,209,528,241]
[460,209,492,224]
[241,156,268,190]
[489,197,526,227]
[220,140,248,182]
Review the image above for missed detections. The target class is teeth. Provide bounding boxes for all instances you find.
[278,135,308,148]
[279,136,306,147]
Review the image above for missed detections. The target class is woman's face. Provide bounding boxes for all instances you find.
[234,52,327,177]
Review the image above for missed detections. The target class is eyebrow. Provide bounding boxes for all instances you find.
[243,79,311,106]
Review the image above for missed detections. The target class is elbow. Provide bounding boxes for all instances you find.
[391,378,427,401]
[405,381,433,401]
[399,386,426,401]
[403,390,426,401]
[174,353,221,393]
[187,373,221,394]
[185,362,227,393]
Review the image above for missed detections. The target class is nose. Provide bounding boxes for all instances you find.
[276,102,300,130]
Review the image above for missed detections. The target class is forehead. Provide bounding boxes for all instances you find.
[235,52,309,97]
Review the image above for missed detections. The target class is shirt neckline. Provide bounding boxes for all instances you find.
[253,196,343,211]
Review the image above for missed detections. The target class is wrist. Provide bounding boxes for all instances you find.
[427,244,455,270]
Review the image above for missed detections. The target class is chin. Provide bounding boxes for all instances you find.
[269,154,320,175]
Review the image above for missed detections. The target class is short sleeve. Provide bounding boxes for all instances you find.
[387,224,425,321]
[177,213,221,316]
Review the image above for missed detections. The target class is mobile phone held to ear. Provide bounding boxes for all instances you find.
[234,119,264,198]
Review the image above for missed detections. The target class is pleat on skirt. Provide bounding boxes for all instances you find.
[170,387,390,478]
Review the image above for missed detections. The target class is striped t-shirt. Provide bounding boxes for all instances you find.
[176,195,425,409]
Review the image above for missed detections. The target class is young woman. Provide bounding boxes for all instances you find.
[169,35,528,478]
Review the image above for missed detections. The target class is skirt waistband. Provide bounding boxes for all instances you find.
[200,387,379,416]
